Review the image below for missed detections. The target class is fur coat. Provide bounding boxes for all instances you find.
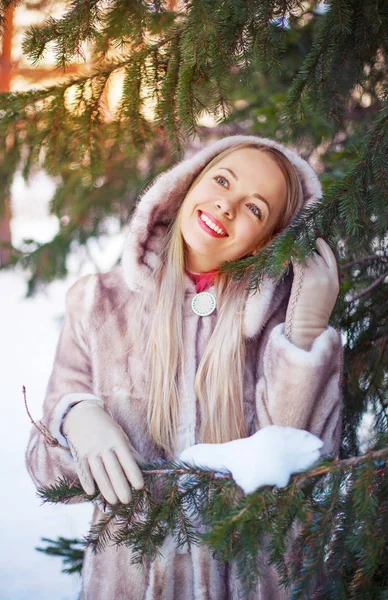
[25,135,344,599]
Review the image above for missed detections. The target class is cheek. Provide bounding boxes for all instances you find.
[238,218,260,245]
[186,181,213,206]
[181,189,197,216]
[180,193,201,233]
[181,193,196,220]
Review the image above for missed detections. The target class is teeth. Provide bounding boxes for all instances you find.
[200,213,226,236]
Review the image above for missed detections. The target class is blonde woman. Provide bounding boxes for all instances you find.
[26,135,342,599]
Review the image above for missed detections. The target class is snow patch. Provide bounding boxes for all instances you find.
[180,425,323,494]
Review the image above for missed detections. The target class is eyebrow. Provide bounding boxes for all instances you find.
[219,167,271,211]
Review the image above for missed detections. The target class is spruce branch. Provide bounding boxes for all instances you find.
[1,0,304,151]
[219,90,387,288]
[35,536,86,575]
[36,440,388,594]
[0,0,19,30]
[282,1,387,127]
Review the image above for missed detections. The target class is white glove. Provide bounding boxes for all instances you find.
[179,425,323,495]
[63,400,144,505]
[285,238,340,350]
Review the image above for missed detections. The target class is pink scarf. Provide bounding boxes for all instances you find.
[185,268,219,293]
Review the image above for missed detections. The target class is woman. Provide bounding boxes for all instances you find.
[26,135,343,599]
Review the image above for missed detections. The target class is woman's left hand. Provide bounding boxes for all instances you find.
[285,238,340,351]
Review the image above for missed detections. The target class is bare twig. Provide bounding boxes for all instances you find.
[292,446,388,481]
[346,271,388,303]
[22,385,70,452]
[340,254,387,270]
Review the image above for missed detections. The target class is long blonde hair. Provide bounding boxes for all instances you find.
[132,142,304,456]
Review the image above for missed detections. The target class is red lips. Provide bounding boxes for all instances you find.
[198,210,229,236]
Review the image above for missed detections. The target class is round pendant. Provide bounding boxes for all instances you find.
[191,292,216,317]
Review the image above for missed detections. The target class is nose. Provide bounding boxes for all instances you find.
[214,197,236,219]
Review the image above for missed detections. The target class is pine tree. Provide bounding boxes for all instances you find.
[6,1,387,596]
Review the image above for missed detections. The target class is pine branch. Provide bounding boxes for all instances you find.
[0,0,19,30]
[282,1,388,127]
[35,536,86,574]
[219,89,387,288]
[0,0,304,152]
[36,441,388,594]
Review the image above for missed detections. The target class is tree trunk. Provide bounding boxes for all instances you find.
[0,6,13,266]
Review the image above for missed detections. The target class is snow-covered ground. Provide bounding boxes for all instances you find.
[0,171,125,600]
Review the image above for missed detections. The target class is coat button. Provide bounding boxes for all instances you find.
[191,292,216,316]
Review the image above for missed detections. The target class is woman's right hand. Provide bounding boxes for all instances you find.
[62,401,144,505]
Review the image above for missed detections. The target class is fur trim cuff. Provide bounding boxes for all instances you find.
[50,393,105,448]
[267,322,341,366]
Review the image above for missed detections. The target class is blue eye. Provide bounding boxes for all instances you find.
[247,203,263,220]
[214,175,229,188]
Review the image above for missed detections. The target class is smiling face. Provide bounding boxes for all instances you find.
[179,147,288,273]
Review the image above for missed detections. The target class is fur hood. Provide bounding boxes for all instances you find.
[122,135,322,292]
[120,134,323,338]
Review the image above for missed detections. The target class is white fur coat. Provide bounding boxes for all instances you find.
[25,135,343,599]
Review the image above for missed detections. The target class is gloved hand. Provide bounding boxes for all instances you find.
[62,400,144,505]
[180,425,323,494]
[285,237,340,351]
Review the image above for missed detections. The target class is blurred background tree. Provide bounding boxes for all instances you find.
[0,0,90,267]
[1,0,387,593]
[0,4,13,266]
